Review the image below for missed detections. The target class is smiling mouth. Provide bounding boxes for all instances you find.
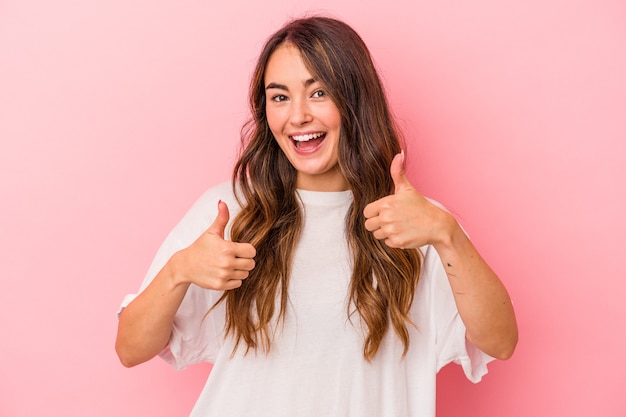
[291,132,326,150]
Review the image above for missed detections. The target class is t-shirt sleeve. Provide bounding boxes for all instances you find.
[116,181,234,370]
[158,284,224,370]
[425,245,495,383]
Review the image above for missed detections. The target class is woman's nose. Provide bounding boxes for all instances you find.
[289,99,313,125]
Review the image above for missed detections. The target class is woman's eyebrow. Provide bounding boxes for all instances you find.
[265,79,317,91]
[265,82,287,91]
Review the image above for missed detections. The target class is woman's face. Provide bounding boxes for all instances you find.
[264,43,347,191]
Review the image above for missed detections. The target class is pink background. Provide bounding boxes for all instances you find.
[1,0,625,416]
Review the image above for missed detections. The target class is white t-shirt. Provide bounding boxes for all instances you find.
[119,181,493,417]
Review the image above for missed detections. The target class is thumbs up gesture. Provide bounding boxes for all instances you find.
[171,200,256,290]
[363,152,453,249]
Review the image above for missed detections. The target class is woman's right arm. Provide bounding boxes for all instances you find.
[115,259,191,368]
[115,201,256,367]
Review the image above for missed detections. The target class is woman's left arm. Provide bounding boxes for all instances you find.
[430,217,518,359]
[364,152,518,360]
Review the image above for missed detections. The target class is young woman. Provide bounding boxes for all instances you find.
[116,16,517,417]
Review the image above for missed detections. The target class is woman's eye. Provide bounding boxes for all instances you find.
[312,90,326,98]
[271,94,288,102]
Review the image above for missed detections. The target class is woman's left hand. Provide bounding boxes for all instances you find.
[365,152,518,360]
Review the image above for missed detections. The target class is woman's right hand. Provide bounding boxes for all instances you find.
[115,200,255,367]
[170,200,256,291]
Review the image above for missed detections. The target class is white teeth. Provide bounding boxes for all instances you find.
[291,132,325,142]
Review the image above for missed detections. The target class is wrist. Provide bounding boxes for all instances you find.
[432,211,464,251]
[163,251,192,292]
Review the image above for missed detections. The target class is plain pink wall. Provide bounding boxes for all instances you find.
[1,0,624,416]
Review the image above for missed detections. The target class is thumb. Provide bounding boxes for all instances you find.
[390,151,412,194]
[207,200,230,238]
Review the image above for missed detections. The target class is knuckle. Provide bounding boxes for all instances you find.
[209,279,228,291]
[214,258,231,270]
[214,269,231,280]
[220,245,235,257]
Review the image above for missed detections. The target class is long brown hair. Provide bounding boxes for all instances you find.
[215,16,422,361]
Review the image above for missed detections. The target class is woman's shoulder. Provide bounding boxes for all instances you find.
[164,180,238,242]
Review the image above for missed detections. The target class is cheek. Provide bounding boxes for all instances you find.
[321,105,342,131]
[266,115,290,151]
[265,107,283,135]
